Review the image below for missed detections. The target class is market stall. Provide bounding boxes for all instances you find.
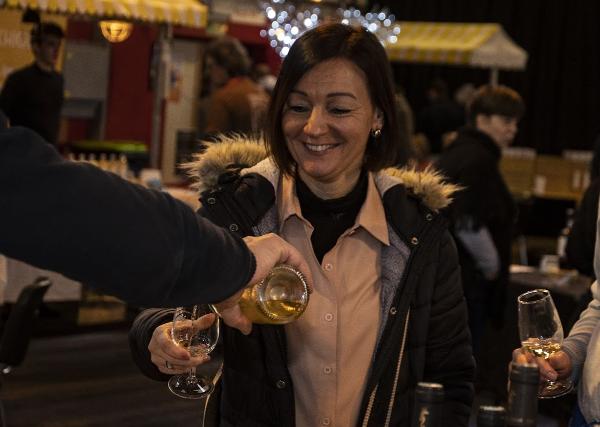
[385,22,528,85]
[0,0,207,28]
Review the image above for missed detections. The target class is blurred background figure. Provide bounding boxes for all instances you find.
[252,62,277,95]
[0,19,64,146]
[436,85,525,361]
[416,78,465,155]
[201,36,269,138]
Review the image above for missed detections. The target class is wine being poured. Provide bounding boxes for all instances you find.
[238,264,309,324]
[168,305,219,399]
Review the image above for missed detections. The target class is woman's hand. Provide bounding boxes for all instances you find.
[148,320,212,375]
[511,347,573,382]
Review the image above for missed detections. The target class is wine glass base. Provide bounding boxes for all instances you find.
[168,374,213,400]
[538,379,573,399]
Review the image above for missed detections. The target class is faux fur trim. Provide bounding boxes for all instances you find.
[383,166,460,211]
[181,134,458,211]
[180,134,267,193]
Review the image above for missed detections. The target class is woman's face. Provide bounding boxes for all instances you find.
[282,58,382,198]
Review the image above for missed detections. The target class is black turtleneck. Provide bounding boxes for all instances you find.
[295,171,368,263]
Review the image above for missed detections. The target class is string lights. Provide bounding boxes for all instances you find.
[259,1,401,58]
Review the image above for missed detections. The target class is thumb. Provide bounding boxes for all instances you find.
[244,234,313,293]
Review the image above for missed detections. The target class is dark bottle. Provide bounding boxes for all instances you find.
[411,382,444,427]
[477,405,506,427]
[506,362,539,427]
[556,207,575,260]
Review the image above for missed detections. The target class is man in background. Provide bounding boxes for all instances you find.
[202,36,269,137]
[0,22,64,146]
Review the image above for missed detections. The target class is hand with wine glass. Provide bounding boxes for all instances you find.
[150,304,219,399]
[515,288,573,399]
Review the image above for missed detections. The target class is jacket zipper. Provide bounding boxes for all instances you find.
[361,309,411,427]
[359,216,446,427]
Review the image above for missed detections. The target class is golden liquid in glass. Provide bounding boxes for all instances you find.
[238,267,308,325]
[521,338,562,359]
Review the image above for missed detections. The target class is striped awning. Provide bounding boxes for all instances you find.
[385,22,527,70]
[0,0,207,28]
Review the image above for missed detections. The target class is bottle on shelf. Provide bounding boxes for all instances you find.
[556,207,575,261]
[117,154,130,180]
[506,362,539,427]
[410,382,444,427]
[238,264,309,324]
[477,405,506,427]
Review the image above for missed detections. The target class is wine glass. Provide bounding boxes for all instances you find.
[517,288,573,399]
[168,304,219,399]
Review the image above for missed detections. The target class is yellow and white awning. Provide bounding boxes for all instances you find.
[385,22,527,70]
[0,0,207,28]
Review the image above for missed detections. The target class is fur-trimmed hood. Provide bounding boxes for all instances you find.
[182,134,458,212]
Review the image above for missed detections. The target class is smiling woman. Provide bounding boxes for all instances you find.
[281,57,382,199]
[130,23,475,427]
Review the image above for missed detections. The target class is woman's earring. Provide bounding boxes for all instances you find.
[371,128,382,138]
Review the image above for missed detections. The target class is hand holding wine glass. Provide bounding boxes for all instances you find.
[517,289,573,399]
[168,304,219,399]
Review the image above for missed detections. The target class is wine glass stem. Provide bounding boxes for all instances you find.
[186,366,198,385]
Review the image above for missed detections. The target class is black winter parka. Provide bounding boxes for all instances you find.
[129,137,475,427]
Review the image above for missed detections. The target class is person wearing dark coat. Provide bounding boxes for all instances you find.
[0,125,311,312]
[130,24,474,427]
[0,22,65,146]
[436,85,524,357]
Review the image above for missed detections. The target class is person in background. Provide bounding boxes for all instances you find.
[436,85,524,359]
[514,199,600,426]
[202,36,269,137]
[253,62,277,95]
[0,21,64,146]
[566,134,600,277]
[130,23,474,427]
[0,125,313,330]
[416,78,465,155]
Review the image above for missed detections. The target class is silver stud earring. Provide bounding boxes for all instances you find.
[371,128,382,138]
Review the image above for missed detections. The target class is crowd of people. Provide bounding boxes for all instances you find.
[2,14,600,427]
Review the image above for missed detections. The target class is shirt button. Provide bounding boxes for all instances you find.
[275,380,286,389]
[229,223,239,232]
[206,197,216,205]
[324,263,333,271]
[323,366,332,374]
[324,313,334,322]
[322,418,331,426]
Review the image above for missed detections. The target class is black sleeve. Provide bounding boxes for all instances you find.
[447,159,496,230]
[0,126,255,307]
[566,178,600,277]
[128,308,175,381]
[425,231,475,425]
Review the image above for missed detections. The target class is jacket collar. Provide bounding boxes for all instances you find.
[182,134,459,213]
[454,126,502,161]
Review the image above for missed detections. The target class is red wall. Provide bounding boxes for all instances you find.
[104,25,158,144]
[64,20,278,147]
